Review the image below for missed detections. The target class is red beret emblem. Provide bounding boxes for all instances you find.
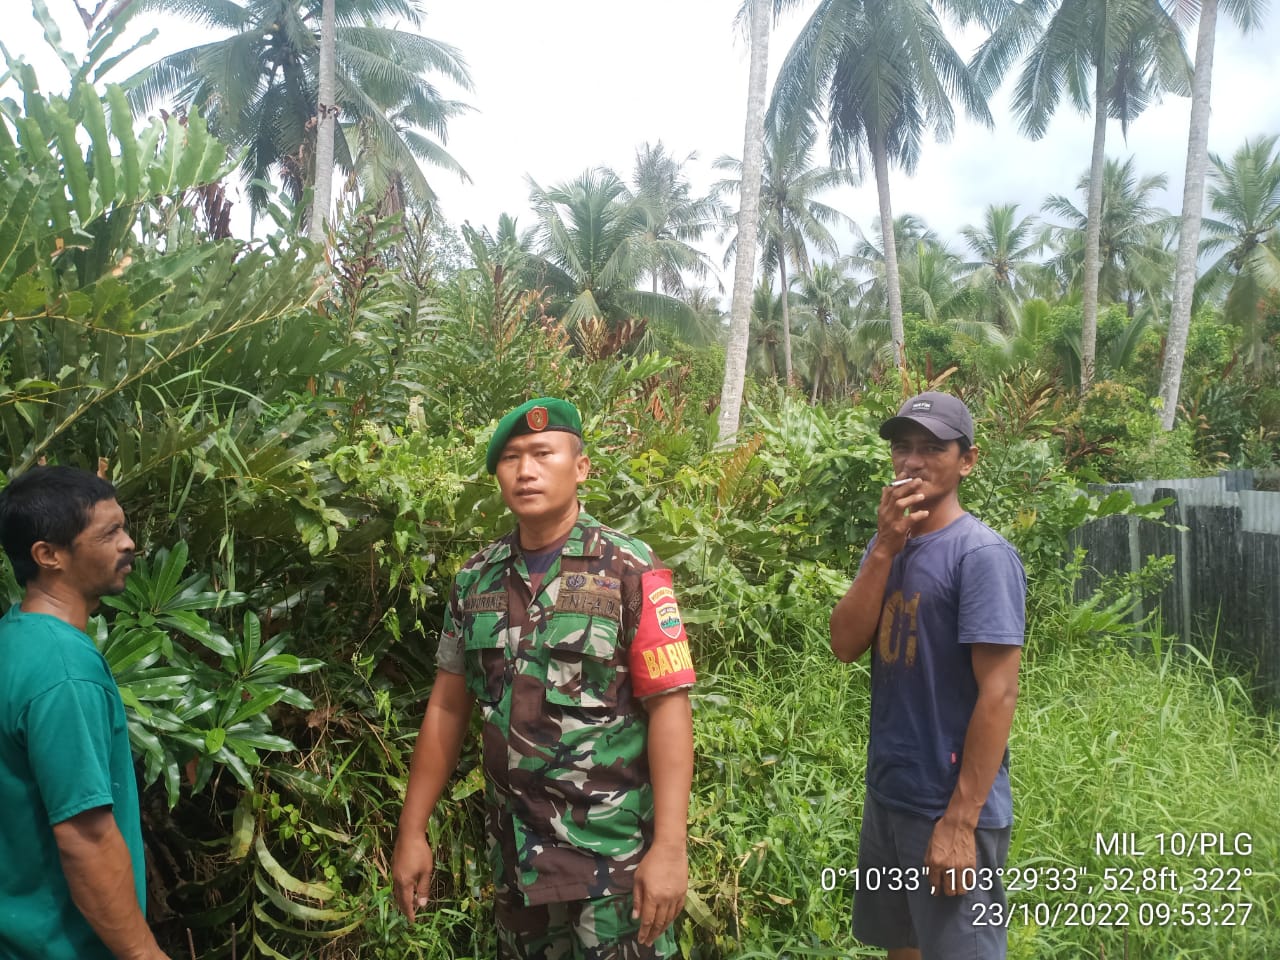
[526,406,549,431]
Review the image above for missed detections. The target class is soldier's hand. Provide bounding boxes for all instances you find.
[632,841,688,946]
[391,834,435,922]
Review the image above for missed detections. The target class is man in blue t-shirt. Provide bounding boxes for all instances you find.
[830,392,1026,960]
[0,466,169,960]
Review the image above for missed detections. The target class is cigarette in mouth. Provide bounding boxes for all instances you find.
[889,478,915,487]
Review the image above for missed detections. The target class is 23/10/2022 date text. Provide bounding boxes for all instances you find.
[972,901,1253,928]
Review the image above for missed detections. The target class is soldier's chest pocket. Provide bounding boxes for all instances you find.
[542,611,623,711]
[463,612,509,704]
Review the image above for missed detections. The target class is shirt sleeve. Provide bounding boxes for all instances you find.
[629,568,696,698]
[435,580,466,675]
[25,680,118,825]
[957,543,1027,646]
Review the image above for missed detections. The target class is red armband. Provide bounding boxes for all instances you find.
[629,568,696,698]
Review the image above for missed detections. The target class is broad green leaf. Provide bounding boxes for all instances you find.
[0,175,38,287]
[75,81,115,202]
[105,86,139,198]
[159,612,234,657]
[226,729,294,753]
[253,836,337,902]
[224,687,284,727]
[229,791,255,861]
[250,933,293,960]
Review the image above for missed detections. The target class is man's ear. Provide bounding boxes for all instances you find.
[576,455,591,483]
[959,444,979,478]
[29,540,64,575]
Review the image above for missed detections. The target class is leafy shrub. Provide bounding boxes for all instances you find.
[1058,380,1202,482]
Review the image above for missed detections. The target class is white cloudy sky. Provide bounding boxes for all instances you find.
[7,0,1280,283]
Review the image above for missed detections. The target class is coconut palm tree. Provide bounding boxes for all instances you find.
[847,213,940,321]
[972,0,1190,390]
[681,286,730,348]
[626,142,723,297]
[714,121,855,386]
[123,0,473,221]
[748,280,788,380]
[1042,157,1174,318]
[898,240,977,323]
[793,262,865,400]
[1158,0,1267,429]
[526,168,694,333]
[950,297,1056,372]
[1196,136,1280,376]
[719,0,772,444]
[308,0,335,241]
[770,0,993,379]
[960,203,1044,330]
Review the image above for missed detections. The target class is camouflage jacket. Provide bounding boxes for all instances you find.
[436,510,695,906]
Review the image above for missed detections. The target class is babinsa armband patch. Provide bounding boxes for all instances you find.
[629,568,696,697]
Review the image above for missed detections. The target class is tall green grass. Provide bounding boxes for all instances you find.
[687,607,1280,959]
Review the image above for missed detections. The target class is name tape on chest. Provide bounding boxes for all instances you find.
[463,591,508,614]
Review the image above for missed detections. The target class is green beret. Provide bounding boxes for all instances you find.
[486,397,583,473]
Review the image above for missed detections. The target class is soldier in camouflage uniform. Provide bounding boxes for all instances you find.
[393,398,696,960]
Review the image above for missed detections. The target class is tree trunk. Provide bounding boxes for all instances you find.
[717,0,769,445]
[1080,53,1108,392]
[1159,0,1217,430]
[308,0,337,243]
[779,255,793,386]
[872,130,907,386]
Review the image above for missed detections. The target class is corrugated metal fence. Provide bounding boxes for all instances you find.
[1069,470,1280,704]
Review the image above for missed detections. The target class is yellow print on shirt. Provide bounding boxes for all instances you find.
[877,590,920,666]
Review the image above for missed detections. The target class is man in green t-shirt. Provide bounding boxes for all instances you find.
[0,466,169,960]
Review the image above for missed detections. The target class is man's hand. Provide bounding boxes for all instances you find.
[392,671,472,923]
[391,834,435,922]
[632,841,688,946]
[829,478,928,662]
[874,477,929,556]
[924,814,977,897]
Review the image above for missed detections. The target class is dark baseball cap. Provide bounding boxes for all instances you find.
[879,391,974,445]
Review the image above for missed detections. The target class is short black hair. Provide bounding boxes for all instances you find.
[0,466,118,586]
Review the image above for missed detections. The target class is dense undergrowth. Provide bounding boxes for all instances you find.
[1,63,1278,959]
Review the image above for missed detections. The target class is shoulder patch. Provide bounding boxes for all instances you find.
[646,583,682,640]
[630,568,695,697]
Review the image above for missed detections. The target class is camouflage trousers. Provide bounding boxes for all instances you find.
[495,893,678,960]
